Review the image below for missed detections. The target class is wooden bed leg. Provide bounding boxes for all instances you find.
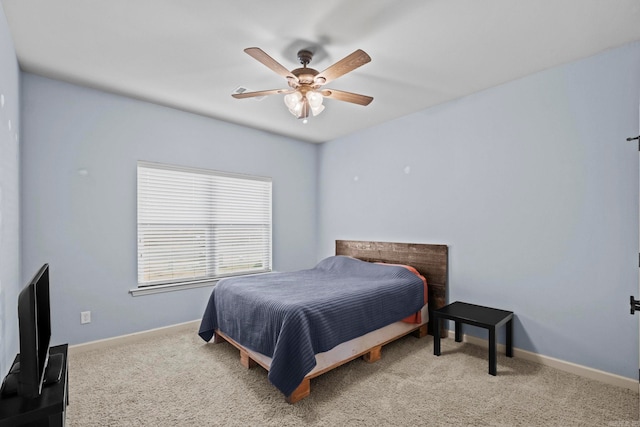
[286,379,310,404]
[363,345,382,363]
[239,349,256,369]
[412,324,428,338]
[213,331,227,344]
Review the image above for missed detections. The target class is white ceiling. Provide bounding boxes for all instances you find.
[2,0,640,143]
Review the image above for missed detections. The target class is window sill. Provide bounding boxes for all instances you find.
[129,279,217,297]
[129,271,273,297]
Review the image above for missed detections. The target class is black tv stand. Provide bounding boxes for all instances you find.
[0,344,69,426]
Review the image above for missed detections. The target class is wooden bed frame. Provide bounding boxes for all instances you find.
[213,240,448,403]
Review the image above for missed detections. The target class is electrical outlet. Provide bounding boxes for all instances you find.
[80,311,91,324]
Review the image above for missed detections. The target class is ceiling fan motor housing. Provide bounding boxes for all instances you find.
[297,49,314,66]
[290,67,319,87]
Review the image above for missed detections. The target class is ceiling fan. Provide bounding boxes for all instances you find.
[232,47,373,122]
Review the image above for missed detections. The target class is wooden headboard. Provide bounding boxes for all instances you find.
[336,240,448,335]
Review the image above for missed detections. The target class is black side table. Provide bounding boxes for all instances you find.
[433,301,513,375]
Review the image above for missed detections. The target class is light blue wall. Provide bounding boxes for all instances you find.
[20,74,318,346]
[317,42,640,379]
[0,4,20,379]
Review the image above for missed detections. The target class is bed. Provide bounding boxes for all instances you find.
[198,240,448,403]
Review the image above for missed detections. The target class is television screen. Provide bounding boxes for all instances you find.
[17,263,51,398]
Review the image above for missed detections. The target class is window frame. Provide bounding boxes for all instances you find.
[131,161,272,296]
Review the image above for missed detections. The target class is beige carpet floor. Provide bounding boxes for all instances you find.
[66,326,638,426]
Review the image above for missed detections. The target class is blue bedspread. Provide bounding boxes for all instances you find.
[198,255,425,397]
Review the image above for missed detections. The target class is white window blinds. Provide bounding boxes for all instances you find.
[137,161,272,287]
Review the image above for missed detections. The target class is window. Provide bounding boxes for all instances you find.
[136,161,272,288]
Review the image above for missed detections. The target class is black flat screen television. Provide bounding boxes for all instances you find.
[16,263,52,398]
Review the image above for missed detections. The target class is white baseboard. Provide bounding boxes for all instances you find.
[68,320,201,355]
[450,330,637,391]
[68,321,637,392]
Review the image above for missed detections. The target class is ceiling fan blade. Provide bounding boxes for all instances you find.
[232,89,293,99]
[244,47,297,81]
[320,89,373,106]
[315,49,371,85]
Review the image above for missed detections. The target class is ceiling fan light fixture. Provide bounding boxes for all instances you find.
[284,91,302,110]
[311,104,325,116]
[307,90,324,117]
[284,90,325,119]
[284,91,304,117]
[284,90,322,120]
[307,91,323,108]
[288,102,303,117]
